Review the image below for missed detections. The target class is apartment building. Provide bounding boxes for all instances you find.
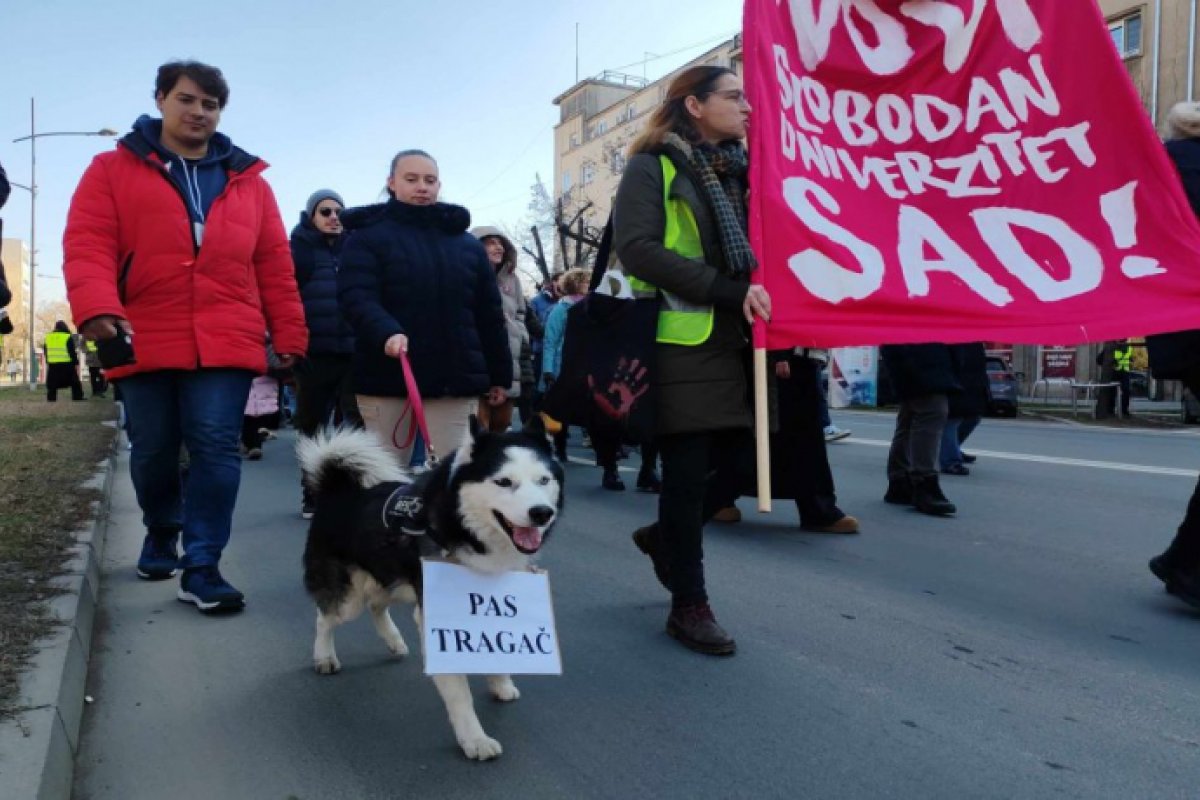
[551,36,742,270]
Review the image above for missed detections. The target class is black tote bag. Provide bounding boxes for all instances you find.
[540,214,659,442]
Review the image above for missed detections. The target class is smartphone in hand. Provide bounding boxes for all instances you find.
[95,333,136,369]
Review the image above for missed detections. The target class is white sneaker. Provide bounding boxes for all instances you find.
[824,425,851,442]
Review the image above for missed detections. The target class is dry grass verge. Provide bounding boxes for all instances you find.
[0,386,115,720]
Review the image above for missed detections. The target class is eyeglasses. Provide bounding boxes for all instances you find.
[713,89,749,104]
[318,207,342,218]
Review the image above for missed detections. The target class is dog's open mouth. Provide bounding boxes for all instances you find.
[493,511,544,554]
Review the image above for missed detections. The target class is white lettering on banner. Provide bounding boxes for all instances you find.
[784,177,1144,306]
[777,52,1061,149]
[900,0,987,74]
[784,177,885,302]
[1100,181,1167,278]
[898,205,1014,305]
[972,207,1104,300]
[784,0,1042,75]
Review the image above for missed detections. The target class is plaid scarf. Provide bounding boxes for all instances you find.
[665,133,757,278]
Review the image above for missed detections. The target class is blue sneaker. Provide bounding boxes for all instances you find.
[136,528,180,581]
[177,566,245,613]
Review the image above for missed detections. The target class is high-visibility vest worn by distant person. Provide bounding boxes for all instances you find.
[45,331,72,364]
[627,155,715,346]
[1114,345,1133,372]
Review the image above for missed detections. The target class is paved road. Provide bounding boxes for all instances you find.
[75,414,1200,800]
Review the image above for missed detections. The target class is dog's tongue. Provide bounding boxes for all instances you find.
[513,526,543,552]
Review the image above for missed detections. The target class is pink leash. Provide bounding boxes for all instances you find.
[396,351,438,465]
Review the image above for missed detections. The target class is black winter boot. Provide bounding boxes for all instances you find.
[632,525,671,591]
[884,478,913,505]
[666,601,736,656]
[1149,553,1200,609]
[913,475,956,516]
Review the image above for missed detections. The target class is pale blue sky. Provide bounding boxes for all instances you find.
[2,0,742,304]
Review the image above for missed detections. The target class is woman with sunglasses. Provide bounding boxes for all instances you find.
[291,189,363,517]
[338,150,511,465]
[615,65,767,656]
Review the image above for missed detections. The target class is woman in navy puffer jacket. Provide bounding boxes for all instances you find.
[338,149,512,462]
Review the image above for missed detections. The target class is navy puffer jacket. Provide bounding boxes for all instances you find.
[880,343,961,400]
[338,198,512,398]
[291,214,354,355]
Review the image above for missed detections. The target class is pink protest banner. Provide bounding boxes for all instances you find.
[745,0,1200,349]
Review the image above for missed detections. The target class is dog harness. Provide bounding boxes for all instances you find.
[381,482,429,535]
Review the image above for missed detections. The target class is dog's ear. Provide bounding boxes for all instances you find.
[468,414,486,442]
[522,411,547,438]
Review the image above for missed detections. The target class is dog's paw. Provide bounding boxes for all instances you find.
[384,633,409,657]
[488,677,520,702]
[314,656,341,675]
[460,734,503,761]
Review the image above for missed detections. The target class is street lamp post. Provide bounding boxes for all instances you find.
[11,97,116,391]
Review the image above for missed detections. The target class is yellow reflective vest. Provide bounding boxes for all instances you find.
[627,156,715,346]
[45,331,72,364]
[1114,344,1133,372]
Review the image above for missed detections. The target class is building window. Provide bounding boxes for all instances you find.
[612,151,627,174]
[1109,12,1142,58]
[581,162,596,186]
[596,120,608,136]
[561,169,573,194]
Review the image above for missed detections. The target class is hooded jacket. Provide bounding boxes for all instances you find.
[62,116,307,380]
[338,199,512,399]
[470,225,527,396]
[291,214,353,355]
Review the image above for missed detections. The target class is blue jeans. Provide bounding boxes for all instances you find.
[939,415,981,470]
[119,369,253,569]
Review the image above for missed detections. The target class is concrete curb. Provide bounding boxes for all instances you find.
[0,435,116,800]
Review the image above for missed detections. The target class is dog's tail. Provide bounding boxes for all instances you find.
[296,427,407,494]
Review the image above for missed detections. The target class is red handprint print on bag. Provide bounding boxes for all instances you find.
[588,356,650,421]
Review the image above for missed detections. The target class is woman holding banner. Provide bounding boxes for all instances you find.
[614,65,768,656]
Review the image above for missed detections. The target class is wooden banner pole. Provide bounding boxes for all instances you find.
[754,347,772,513]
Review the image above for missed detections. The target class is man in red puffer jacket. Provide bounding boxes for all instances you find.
[64,60,307,614]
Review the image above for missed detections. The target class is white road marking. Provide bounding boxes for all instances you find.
[845,438,1199,478]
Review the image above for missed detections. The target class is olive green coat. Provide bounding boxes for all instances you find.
[613,147,752,436]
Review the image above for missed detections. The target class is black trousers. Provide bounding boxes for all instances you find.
[887,393,949,481]
[778,358,843,525]
[46,363,84,402]
[658,429,746,606]
[294,354,362,436]
[88,366,107,397]
[1165,370,1200,567]
[592,428,659,475]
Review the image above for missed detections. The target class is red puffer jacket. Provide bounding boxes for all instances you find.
[64,142,307,380]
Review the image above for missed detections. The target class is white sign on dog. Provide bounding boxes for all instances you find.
[421,560,562,675]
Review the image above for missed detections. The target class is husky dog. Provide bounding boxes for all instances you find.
[296,416,563,760]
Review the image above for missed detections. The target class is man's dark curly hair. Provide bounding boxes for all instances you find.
[155,61,230,108]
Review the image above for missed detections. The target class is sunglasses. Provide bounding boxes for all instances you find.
[317,207,342,218]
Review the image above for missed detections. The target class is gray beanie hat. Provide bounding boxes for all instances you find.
[305,189,344,219]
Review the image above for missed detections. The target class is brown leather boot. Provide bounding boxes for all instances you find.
[666,602,736,656]
[632,525,671,591]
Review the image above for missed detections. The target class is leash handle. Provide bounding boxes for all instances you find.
[397,350,437,464]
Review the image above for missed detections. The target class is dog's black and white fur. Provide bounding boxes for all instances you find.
[296,415,564,761]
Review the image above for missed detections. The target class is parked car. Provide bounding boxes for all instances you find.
[1184,387,1200,424]
[985,356,1019,417]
